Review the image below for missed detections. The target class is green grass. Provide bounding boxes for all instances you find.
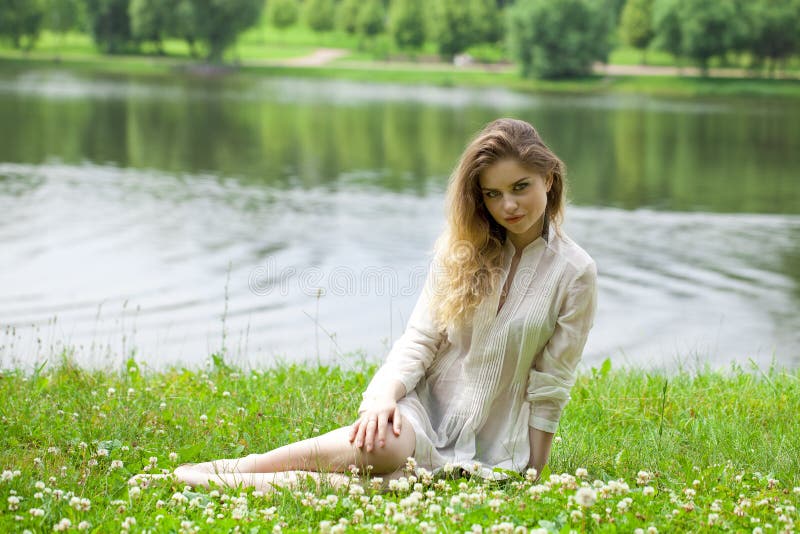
[0,354,798,531]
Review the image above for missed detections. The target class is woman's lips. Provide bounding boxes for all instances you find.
[505,215,524,224]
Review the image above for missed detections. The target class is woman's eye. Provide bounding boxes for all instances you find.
[514,182,529,191]
[485,191,499,198]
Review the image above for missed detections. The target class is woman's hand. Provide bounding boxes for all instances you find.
[348,396,402,452]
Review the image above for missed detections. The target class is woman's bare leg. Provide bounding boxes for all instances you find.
[189,425,414,475]
[168,423,415,490]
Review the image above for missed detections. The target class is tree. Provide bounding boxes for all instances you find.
[44,0,85,38]
[620,0,655,62]
[388,0,425,50]
[267,0,299,30]
[173,0,200,57]
[0,0,45,50]
[305,0,335,33]
[84,0,136,53]
[356,0,386,38]
[507,0,611,79]
[677,0,739,72]
[652,0,683,60]
[336,0,360,34]
[428,0,476,59]
[469,0,503,44]
[129,0,174,54]
[189,0,264,61]
[748,0,800,73]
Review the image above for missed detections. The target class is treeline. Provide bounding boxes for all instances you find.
[0,0,798,78]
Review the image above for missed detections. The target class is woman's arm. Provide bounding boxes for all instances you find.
[526,262,597,466]
[528,427,554,477]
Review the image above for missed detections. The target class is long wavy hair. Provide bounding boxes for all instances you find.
[430,118,567,331]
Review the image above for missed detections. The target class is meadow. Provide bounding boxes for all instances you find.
[1,354,798,532]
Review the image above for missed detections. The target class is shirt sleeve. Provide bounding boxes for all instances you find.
[359,259,447,413]
[526,261,598,433]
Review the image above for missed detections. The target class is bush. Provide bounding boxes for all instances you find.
[305,0,335,33]
[507,0,611,79]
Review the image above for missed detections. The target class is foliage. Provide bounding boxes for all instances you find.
[356,0,386,38]
[508,0,612,79]
[266,0,299,31]
[388,0,426,50]
[427,0,477,59]
[84,0,135,53]
[0,360,797,531]
[43,0,85,36]
[652,0,683,59]
[335,0,360,35]
[128,0,174,53]
[305,0,336,33]
[676,0,743,72]
[469,0,504,44]
[188,0,265,61]
[0,0,45,50]
[747,0,800,68]
[620,0,655,53]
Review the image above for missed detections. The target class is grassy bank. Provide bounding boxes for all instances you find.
[0,356,798,531]
[3,51,800,100]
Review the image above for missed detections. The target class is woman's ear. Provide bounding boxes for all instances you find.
[545,174,554,193]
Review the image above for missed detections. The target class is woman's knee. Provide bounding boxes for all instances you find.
[356,422,415,473]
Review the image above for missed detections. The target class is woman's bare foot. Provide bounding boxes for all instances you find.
[128,472,175,488]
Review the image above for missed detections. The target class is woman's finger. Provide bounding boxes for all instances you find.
[355,417,368,448]
[393,406,402,436]
[348,419,360,442]
[377,412,388,448]
[364,416,378,452]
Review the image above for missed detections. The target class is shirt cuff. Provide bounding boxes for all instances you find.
[529,413,559,433]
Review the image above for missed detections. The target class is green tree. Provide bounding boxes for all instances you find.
[129,0,174,54]
[428,0,476,59]
[44,0,85,36]
[174,0,200,57]
[388,0,426,50]
[336,0,360,34]
[748,0,800,73]
[305,0,335,32]
[84,0,135,53]
[267,0,299,30]
[620,0,655,62]
[0,0,45,50]
[470,0,503,44]
[652,0,683,60]
[190,0,264,61]
[507,0,611,79]
[357,0,385,37]
[677,0,739,72]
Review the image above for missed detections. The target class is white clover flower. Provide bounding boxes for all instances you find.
[753,528,763,534]
[29,508,45,517]
[127,388,135,396]
[121,516,136,530]
[107,387,116,396]
[7,496,20,510]
[34,481,45,490]
[96,448,109,457]
[575,467,588,479]
[77,521,90,531]
[643,486,655,497]
[169,451,178,462]
[325,494,338,507]
[708,513,720,526]
[636,470,653,485]
[129,487,141,499]
[222,391,231,397]
[647,527,658,534]
[199,414,208,423]
[693,479,701,487]
[349,484,364,497]
[110,460,123,470]
[488,498,502,512]
[34,492,43,499]
[617,497,633,512]
[575,487,597,508]
[171,492,188,504]
[53,518,72,532]
[524,468,538,482]
[570,510,584,521]
[554,436,562,444]
[405,457,417,470]
[443,463,455,474]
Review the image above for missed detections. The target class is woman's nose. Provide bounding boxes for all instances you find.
[503,195,518,210]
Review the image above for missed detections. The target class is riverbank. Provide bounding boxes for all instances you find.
[1,357,797,531]
[2,49,800,99]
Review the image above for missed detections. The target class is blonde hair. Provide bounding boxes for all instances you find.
[430,118,567,331]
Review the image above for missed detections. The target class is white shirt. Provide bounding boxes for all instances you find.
[359,224,597,477]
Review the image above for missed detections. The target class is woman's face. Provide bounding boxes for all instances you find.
[479,158,551,250]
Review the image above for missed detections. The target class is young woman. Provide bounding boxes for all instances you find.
[136,118,597,491]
